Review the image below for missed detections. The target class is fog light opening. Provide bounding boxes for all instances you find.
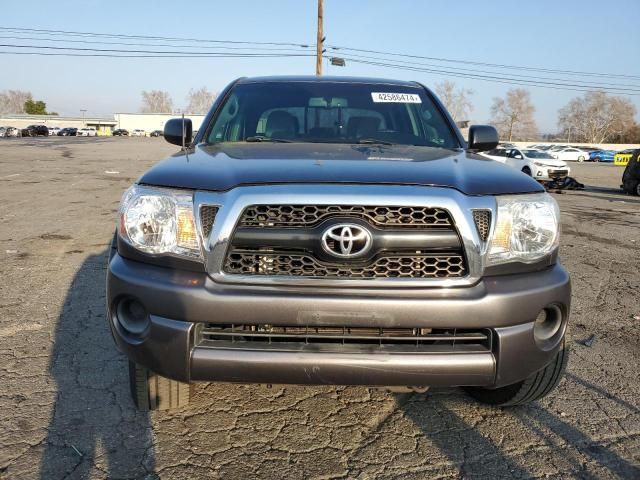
[116,297,150,336]
[534,304,564,343]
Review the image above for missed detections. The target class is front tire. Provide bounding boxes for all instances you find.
[128,361,191,410]
[578,156,585,162]
[464,339,568,407]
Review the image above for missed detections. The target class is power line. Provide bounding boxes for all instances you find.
[0,51,316,59]
[0,34,312,53]
[339,57,640,95]
[0,26,310,48]
[0,43,315,57]
[327,45,640,81]
[332,51,640,89]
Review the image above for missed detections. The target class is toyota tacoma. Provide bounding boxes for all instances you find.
[107,76,570,410]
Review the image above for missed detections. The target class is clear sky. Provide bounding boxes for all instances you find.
[2,0,639,132]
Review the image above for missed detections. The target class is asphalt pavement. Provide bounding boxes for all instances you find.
[0,137,638,479]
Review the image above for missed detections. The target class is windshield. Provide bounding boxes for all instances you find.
[522,149,555,159]
[205,82,460,148]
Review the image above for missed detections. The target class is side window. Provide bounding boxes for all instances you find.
[209,94,241,142]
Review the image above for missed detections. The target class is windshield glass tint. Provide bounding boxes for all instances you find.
[206,82,460,148]
[523,149,554,159]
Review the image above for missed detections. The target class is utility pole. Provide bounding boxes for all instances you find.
[316,0,323,76]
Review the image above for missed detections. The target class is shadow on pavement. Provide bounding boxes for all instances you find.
[402,386,639,478]
[39,250,155,479]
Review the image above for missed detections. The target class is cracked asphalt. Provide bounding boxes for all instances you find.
[0,137,638,479]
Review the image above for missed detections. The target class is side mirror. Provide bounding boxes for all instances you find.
[467,125,499,153]
[164,118,193,147]
[514,154,523,159]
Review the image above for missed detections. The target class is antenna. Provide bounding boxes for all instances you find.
[181,112,190,161]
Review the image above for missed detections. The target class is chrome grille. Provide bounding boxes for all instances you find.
[200,324,492,353]
[224,251,466,278]
[472,210,491,241]
[238,205,452,228]
[199,205,218,239]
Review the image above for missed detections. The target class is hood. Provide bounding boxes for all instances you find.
[139,143,544,196]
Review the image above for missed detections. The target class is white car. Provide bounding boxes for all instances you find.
[5,126,21,137]
[131,129,146,137]
[482,148,570,181]
[78,128,97,137]
[48,126,61,135]
[551,147,590,162]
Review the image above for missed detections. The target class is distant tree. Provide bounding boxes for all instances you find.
[185,87,217,114]
[557,91,636,143]
[0,90,32,114]
[140,90,173,113]
[490,88,538,141]
[619,123,640,143]
[434,81,473,122]
[24,99,48,115]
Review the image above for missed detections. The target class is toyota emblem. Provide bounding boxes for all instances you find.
[321,223,373,258]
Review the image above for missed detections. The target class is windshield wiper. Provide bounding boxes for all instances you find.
[356,138,394,146]
[244,136,293,143]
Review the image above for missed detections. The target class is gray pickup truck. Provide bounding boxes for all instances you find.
[107,76,570,410]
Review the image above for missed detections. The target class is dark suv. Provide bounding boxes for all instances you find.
[108,76,570,410]
[21,125,49,137]
[621,149,640,195]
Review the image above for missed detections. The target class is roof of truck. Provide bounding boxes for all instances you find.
[237,75,420,86]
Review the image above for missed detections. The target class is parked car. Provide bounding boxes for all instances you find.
[48,126,61,136]
[77,128,97,137]
[108,75,570,410]
[482,148,570,180]
[113,129,129,136]
[5,127,21,137]
[21,125,49,137]
[551,147,590,162]
[588,150,616,163]
[0,127,6,137]
[131,129,146,137]
[150,130,163,137]
[57,128,78,136]
[621,149,640,195]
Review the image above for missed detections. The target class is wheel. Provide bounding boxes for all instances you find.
[635,181,640,196]
[464,339,568,407]
[128,361,191,410]
[578,156,585,162]
[594,157,601,162]
[522,167,532,176]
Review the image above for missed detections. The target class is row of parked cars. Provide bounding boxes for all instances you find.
[525,144,635,163]
[0,125,99,137]
[481,146,571,181]
[113,129,164,137]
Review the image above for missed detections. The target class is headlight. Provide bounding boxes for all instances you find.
[487,193,560,265]
[118,185,201,258]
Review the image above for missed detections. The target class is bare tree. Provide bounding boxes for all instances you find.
[0,90,33,114]
[434,81,473,122]
[185,87,217,114]
[557,91,636,143]
[140,90,173,113]
[489,88,538,141]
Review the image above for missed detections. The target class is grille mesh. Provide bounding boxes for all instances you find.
[224,251,466,278]
[199,205,219,239]
[472,210,491,241]
[239,205,452,228]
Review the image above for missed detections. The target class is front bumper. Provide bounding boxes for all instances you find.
[107,253,571,388]
[535,166,570,180]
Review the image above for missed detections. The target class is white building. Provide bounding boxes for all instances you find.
[0,112,207,135]
[113,113,206,133]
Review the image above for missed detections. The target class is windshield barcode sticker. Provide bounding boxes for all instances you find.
[371,92,422,103]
